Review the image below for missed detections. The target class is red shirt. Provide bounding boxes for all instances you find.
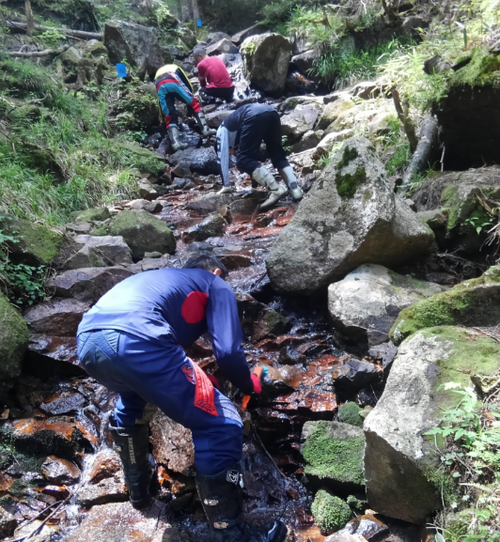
[198,57,234,89]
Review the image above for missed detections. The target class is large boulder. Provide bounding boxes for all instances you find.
[390,264,500,345]
[266,137,435,295]
[65,235,133,269]
[328,264,447,348]
[109,210,176,260]
[0,216,64,266]
[240,33,292,97]
[168,147,219,175]
[364,326,500,524]
[280,103,323,143]
[103,20,164,77]
[24,298,91,336]
[0,292,29,381]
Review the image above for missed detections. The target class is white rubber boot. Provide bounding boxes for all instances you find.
[195,111,216,137]
[252,167,288,210]
[217,186,234,195]
[279,166,303,201]
[168,125,187,151]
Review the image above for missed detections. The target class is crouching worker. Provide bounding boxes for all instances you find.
[155,64,215,151]
[76,255,287,542]
[216,103,303,209]
[193,47,235,103]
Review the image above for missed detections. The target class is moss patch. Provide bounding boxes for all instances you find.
[70,207,110,223]
[451,46,500,88]
[311,489,352,535]
[390,264,500,344]
[0,292,29,379]
[302,421,365,487]
[338,402,363,427]
[336,145,359,170]
[335,168,366,199]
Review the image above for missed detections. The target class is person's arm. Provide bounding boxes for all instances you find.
[198,62,207,87]
[216,125,231,187]
[206,278,254,394]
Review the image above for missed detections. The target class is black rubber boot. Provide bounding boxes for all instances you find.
[196,466,287,542]
[109,418,156,509]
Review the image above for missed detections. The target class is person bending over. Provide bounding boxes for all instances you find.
[77,255,287,542]
[216,103,303,209]
[155,63,215,151]
[193,47,235,103]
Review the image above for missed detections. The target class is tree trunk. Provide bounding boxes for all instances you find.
[25,1,35,37]
[6,20,103,40]
[402,115,438,188]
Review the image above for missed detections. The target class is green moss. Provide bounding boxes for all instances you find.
[390,265,500,344]
[451,46,500,88]
[338,402,363,426]
[311,490,352,535]
[363,190,371,202]
[0,291,29,378]
[336,145,359,170]
[70,207,110,223]
[302,421,365,485]
[335,168,366,199]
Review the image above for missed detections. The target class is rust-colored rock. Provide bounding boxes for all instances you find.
[41,456,81,484]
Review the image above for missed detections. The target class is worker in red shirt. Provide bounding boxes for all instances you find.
[193,47,235,103]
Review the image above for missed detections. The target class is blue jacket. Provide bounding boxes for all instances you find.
[77,268,253,394]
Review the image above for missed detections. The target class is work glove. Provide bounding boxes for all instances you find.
[251,372,262,394]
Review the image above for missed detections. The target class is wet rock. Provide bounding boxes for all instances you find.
[48,267,133,303]
[367,341,398,369]
[274,388,337,416]
[40,389,87,415]
[7,416,97,459]
[278,345,306,365]
[328,264,447,348]
[169,147,219,175]
[171,162,192,178]
[240,33,292,97]
[125,199,163,213]
[205,109,234,127]
[364,326,500,524]
[66,235,133,269]
[0,506,18,539]
[23,298,91,336]
[324,532,366,542]
[103,21,164,77]
[334,357,382,391]
[391,264,500,345]
[63,501,174,542]
[280,104,323,142]
[302,421,365,492]
[137,180,158,201]
[70,208,110,223]
[267,137,435,295]
[291,130,322,153]
[229,190,267,216]
[215,251,253,269]
[253,310,291,341]
[109,210,176,259]
[41,456,81,484]
[288,148,316,175]
[207,38,238,55]
[77,449,127,507]
[0,291,29,382]
[343,514,389,539]
[26,335,79,367]
[0,215,64,266]
[182,213,227,243]
[150,411,194,473]
[186,191,239,215]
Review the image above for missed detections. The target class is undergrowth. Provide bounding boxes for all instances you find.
[425,385,500,542]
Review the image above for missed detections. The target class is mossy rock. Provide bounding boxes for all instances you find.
[301,421,365,490]
[311,489,352,535]
[70,208,111,223]
[115,141,164,173]
[450,46,500,88]
[108,84,160,132]
[390,264,500,345]
[338,401,363,426]
[0,291,29,380]
[0,216,64,266]
[109,210,176,260]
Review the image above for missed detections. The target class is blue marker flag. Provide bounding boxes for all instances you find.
[196,18,202,27]
[116,63,127,78]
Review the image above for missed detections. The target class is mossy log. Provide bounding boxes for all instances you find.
[6,20,103,40]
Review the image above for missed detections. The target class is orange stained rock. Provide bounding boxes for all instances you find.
[274,389,337,413]
[276,216,292,226]
[12,417,98,446]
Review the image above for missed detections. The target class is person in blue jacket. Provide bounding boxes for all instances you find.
[77,255,286,542]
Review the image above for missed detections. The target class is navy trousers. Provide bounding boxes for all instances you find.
[77,330,243,475]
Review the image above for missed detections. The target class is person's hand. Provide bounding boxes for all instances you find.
[250,372,262,394]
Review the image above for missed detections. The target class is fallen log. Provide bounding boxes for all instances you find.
[6,20,103,40]
[8,46,69,57]
[399,114,438,193]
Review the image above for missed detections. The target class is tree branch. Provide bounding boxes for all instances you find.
[6,20,103,40]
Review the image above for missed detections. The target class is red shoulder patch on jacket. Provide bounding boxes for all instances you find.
[181,291,209,324]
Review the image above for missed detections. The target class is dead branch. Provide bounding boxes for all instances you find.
[402,114,438,187]
[8,46,69,57]
[308,10,330,27]
[6,20,103,40]
[392,87,418,153]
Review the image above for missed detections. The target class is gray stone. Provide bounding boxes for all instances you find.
[206,39,238,55]
[186,192,239,215]
[281,103,322,142]
[291,49,319,74]
[291,130,322,153]
[205,109,233,128]
[0,506,18,539]
[364,326,500,524]
[182,213,227,243]
[70,208,111,223]
[314,130,355,158]
[266,137,435,294]
[109,210,176,260]
[137,180,158,201]
[103,20,164,77]
[48,267,133,303]
[231,23,267,46]
[328,264,447,347]
[66,235,133,269]
[169,147,219,175]
[240,33,292,97]
[23,298,91,336]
